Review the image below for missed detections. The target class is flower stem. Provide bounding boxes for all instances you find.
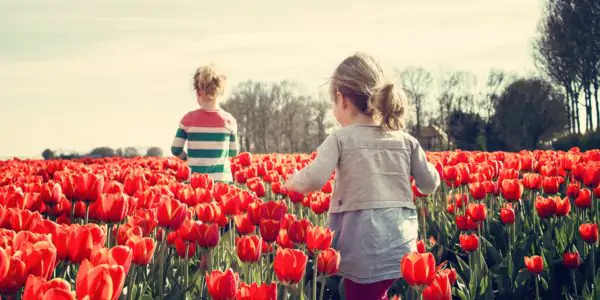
[534,274,540,300]
[312,255,318,300]
[127,266,138,300]
[157,233,167,297]
[319,277,326,300]
[84,201,90,223]
[592,243,597,300]
[571,270,578,298]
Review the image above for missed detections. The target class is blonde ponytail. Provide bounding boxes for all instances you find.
[370,82,406,131]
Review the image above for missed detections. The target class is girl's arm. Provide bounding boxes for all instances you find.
[171,121,188,160]
[229,118,239,157]
[285,134,340,194]
[410,142,440,195]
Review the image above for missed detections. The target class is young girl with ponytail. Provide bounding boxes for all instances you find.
[284,52,440,300]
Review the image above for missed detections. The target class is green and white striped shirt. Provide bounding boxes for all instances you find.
[171,108,239,182]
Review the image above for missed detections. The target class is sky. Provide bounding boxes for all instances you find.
[0,0,544,158]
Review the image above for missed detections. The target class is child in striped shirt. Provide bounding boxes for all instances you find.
[171,64,239,183]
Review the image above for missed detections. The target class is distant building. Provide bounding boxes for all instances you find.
[412,124,449,151]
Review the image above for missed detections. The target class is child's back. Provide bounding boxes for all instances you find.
[172,108,238,182]
[326,124,438,213]
[171,64,238,183]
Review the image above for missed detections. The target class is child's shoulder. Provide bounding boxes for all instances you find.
[331,126,419,148]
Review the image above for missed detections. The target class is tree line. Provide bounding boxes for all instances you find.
[41,147,164,160]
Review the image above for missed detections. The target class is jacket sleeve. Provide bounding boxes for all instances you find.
[287,134,339,194]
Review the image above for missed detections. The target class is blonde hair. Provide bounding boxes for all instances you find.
[193,64,227,100]
[330,52,407,131]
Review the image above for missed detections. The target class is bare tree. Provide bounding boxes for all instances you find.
[398,67,433,137]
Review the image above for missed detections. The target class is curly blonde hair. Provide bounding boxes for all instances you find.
[193,64,227,100]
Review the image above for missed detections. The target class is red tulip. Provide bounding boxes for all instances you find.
[459,233,479,253]
[416,240,426,253]
[89,245,133,275]
[317,248,340,275]
[75,259,126,300]
[259,219,281,243]
[563,252,581,269]
[206,268,240,300]
[197,223,220,248]
[236,282,277,300]
[306,226,333,253]
[555,197,571,217]
[287,218,312,244]
[126,236,156,265]
[236,235,262,263]
[574,188,592,209]
[0,247,8,283]
[522,173,542,190]
[23,275,75,300]
[500,179,523,202]
[156,197,188,230]
[190,173,214,190]
[524,256,543,274]
[579,223,599,244]
[273,248,307,286]
[234,214,256,235]
[467,203,486,223]
[455,215,478,231]
[422,273,452,300]
[535,196,557,218]
[500,206,515,224]
[400,252,436,287]
[542,176,561,194]
[468,182,486,200]
[566,182,580,199]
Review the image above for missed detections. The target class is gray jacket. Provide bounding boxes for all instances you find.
[288,124,440,213]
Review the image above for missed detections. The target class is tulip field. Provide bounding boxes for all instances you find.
[0,149,599,300]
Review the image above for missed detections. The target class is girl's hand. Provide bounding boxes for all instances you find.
[178,151,188,161]
[283,174,296,191]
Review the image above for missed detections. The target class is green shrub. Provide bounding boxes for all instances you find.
[553,130,600,151]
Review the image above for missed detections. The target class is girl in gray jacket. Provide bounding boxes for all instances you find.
[285,52,440,300]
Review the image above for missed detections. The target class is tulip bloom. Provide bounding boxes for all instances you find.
[563,252,581,269]
[236,235,262,263]
[23,275,75,300]
[306,226,333,253]
[416,240,426,253]
[524,256,544,274]
[317,248,340,276]
[579,223,599,244]
[259,219,281,244]
[535,196,557,218]
[126,236,156,265]
[467,203,486,223]
[234,214,256,235]
[236,282,277,300]
[500,206,515,224]
[273,248,307,286]
[156,197,188,230]
[75,260,126,300]
[500,179,523,202]
[574,188,592,209]
[422,273,452,300]
[554,197,571,217]
[206,269,240,300]
[287,218,312,244]
[468,182,487,200]
[400,252,436,287]
[459,233,479,253]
